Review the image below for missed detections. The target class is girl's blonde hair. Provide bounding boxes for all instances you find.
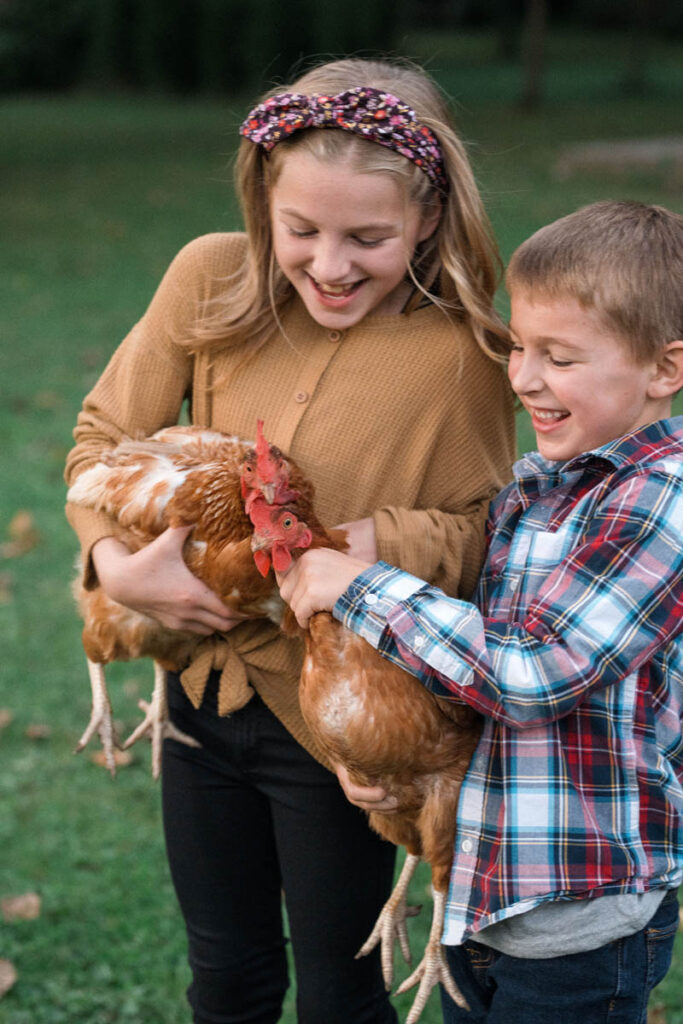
[191,58,508,361]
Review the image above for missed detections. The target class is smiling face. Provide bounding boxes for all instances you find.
[269,149,439,330]
[508,290,674,462]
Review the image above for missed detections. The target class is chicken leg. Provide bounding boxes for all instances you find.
[356,852,422,988]
[75,659,119,777]
[123,662,200,778]
[396,887,469,1022]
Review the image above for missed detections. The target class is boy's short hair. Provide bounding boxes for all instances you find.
[506,200,683,362]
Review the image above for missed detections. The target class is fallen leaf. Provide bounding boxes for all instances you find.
[25,724,51,741]
[0,709,12,731]
[80,347,104,369]
[103,219,127,239]
[1,511,40,558]
[90,749,133,769]
[0,959,17,998]
[146,188,172,209]
[0,572,13,602]
[2,892,41,921]
[679,905,683,930]
[33,390,62,411]
[123,679,141,698]
[648,1004,667,1024]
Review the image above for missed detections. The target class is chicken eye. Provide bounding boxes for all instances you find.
[282,516,293,529]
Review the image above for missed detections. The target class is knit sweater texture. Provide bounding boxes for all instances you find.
[65,232,515,763]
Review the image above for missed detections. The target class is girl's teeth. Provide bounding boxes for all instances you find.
[318,282,355,296]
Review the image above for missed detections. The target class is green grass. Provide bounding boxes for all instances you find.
[1,27,683,1023]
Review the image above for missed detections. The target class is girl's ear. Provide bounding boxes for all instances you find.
[417,206,442,243]
[648,340,683,399]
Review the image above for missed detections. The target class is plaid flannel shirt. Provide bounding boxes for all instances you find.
[334,417,683,945]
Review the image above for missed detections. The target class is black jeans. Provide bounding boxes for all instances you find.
[162,671,399,1024]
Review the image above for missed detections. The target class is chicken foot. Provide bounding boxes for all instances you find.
[75,659,120,777]
[356,852,422,989]
[396,888,470,1022]
[123,662,200,779]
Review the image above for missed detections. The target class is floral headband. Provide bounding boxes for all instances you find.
[240,86,448,191]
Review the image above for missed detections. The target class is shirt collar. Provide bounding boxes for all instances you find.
[513,416,683,491]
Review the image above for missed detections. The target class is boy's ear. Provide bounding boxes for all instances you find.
[648,341,683,399]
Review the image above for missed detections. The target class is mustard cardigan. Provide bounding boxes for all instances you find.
[65,233,515,763]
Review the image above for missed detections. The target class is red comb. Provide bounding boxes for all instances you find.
[255,419,274,482]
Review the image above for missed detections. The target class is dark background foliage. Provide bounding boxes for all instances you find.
[1,0,681,96]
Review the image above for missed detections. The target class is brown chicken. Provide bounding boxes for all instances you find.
[67,423,308,777]
[247,444,482,1022]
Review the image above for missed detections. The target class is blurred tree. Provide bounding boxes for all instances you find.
[621,0,650,94]
[520,0,546,108]
[80,0,118,87]
[1,0,681,95]
[494,2,524,60]
[0,0,90,90]
[0,0,402,94]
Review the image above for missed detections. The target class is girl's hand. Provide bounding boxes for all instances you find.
[275,548,372,629]
[335,764,398,814]
[92,527,247,635]
[336,516,378,562]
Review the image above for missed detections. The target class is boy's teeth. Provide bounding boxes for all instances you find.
[536,410,566,421]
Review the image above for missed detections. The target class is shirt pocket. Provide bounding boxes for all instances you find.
[506,526,578,611]
[526,525,578,566]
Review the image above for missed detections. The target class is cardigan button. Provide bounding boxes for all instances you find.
[327,329,343,342]
[294,390,309,403]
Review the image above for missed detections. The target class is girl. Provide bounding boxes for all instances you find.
[65,58,515,1024]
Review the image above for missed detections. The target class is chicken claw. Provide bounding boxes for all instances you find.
[76,659,120,777]
[356,852,422,989]
[123,663,200,779]
[396,889,469,1023]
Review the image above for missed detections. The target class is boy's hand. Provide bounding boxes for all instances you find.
[275,548,372,628]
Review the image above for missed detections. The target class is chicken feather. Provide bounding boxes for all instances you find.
[68,424,306,776]
[247,455,481,1023]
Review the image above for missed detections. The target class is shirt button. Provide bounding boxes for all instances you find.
[364,593,378,606]
[328,329,343,342]
[294,390,309,403]
[509,577,518,592]
[413,636,425,648]
[461,838,473,853]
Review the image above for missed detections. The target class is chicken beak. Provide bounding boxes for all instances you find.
[262,483,275,504]
[251,533,270,552]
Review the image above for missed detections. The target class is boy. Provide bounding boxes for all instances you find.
[278,201,683,1023]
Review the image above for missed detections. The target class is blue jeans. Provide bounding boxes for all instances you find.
[440,889,679,1024]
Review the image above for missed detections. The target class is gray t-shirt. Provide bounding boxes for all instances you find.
[473,889,668,958]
